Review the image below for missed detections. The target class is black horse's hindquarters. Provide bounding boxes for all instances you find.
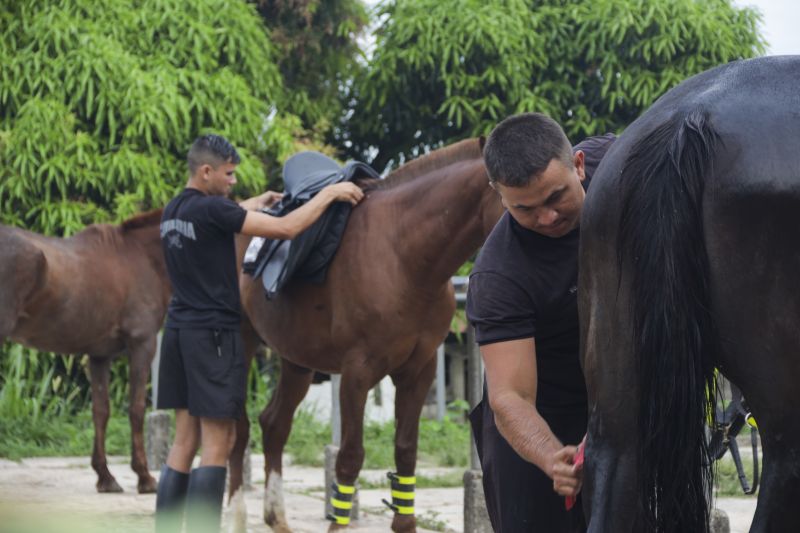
[579,56,800,533]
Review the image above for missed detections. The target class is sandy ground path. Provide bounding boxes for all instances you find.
[0,454,757,532]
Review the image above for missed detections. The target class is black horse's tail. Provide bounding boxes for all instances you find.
[617,109,719,533]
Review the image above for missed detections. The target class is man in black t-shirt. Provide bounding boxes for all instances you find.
[466,113,615,532]
[154,135,363,533]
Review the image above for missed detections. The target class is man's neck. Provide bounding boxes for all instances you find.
[186,177,208,194]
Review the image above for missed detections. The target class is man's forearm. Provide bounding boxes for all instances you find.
[278,191,334,238]
[492,392,563,477]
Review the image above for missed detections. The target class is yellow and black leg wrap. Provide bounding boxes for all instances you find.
[381,472,415,516]
[327,481,355,526]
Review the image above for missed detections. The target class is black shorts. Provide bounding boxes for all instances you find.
[470,397,587,533]
[157,327,246,419]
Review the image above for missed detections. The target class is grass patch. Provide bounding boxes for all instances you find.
[256,408,472,469]
[358,470,464,490]
[714,454,759,497]
[0,410,130,460]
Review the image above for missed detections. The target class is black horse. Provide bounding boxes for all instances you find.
[579,55,800,532]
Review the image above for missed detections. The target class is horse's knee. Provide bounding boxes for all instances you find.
[336,445,365,484]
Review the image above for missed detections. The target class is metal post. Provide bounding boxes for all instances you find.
[464,323,492,532]
[466,325,483,470]
[146,331,170,470]
[151,331,163,407]
[436,344,446,421]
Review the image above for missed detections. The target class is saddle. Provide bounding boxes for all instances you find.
[242,151,381,299]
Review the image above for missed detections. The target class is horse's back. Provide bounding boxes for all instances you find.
[2,221,166,354]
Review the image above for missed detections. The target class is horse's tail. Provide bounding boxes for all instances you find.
[617,108,719,533]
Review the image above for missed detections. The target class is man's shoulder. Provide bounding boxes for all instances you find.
[473,213,518,272]
[575,132,616,151]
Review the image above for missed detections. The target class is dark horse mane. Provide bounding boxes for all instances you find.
[121,208,163,232]
[617,108,720,532]
[362,138,482,191]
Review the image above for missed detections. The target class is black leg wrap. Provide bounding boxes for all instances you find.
[326,481,356,525]
[383,472,415,516]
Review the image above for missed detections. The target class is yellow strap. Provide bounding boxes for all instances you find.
[391,489,415,500]
[395,505,415,515]
[332,515,350,525]
[336,484,356,494]
[394,475,416,485]
[332,499,353,510]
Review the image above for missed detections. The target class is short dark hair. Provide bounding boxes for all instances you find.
[483,113,573,187]
[187,134,241,174]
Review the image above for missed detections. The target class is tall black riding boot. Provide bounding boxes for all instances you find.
[185,466,227,533]
[155,465,190,533]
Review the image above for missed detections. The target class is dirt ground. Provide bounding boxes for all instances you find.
[0,454,757,532]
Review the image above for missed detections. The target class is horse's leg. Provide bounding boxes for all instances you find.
[715,332,800,532]
[228,319,262,501]
[88,356,123,493]
[748,413,800,532]
[260,357,314,533]
[580,247,646,532]
[329,365,378,532]
[127,338,158,493]
[388,350,438,533]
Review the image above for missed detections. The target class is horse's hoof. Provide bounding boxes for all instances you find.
[96,478,124,493]
[265,512,292,533]
[265,520,292,533]
[137,475,158,494]
[391,515,417,533]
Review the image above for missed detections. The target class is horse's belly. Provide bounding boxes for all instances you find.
[10,317,125,357]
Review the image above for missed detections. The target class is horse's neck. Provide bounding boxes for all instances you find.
[390,160,495,285]
[125,224,171,293]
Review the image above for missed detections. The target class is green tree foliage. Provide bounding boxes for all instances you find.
[254,0,370,149]
[343,0,765,170]
[0,0,287,235]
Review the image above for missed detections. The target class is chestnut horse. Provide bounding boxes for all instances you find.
[580,56,800,532]
[0,210,170,493]
[230,139,503,532]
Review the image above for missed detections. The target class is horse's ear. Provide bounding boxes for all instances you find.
[478,135,487,154]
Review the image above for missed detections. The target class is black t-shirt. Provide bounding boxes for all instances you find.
[466,133,616,414]
[161,188,248,330]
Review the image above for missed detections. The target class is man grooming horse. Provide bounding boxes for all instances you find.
[467,113,614,532]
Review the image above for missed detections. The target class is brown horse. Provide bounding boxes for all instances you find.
[229,139,503,532]
[0,210,170,494]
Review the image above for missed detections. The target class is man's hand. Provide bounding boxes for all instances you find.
[240,191,284,211]
[319,182,364,206]
[551,445,583,497]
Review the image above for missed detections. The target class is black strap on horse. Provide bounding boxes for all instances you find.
[709,381,759,495]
